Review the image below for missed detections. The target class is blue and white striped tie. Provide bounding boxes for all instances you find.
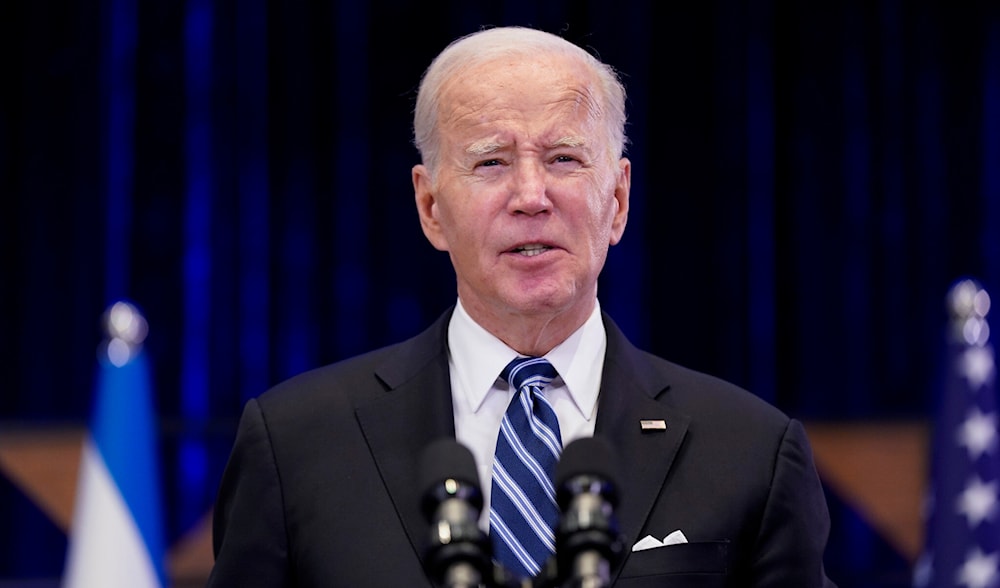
[490,356,562,579]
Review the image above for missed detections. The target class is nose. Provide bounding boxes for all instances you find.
[508,159,551,215]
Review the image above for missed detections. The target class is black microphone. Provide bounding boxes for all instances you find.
[419,438,492,588]
[553,437,624,588]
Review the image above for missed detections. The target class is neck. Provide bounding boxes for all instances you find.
[461,298,596,357]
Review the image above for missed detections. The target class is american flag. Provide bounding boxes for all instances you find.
[915,279,998,588]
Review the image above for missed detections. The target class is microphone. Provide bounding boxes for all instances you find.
[553,437,624,588]
[419,438,492,588]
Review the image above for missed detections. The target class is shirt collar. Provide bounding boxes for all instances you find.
[448,299,606,420]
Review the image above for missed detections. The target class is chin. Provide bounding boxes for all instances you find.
[501,288,578,317]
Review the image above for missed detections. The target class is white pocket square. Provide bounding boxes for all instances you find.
[631,530,688,552]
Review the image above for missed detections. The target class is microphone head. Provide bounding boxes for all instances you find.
[554,437,625,579]
[418,438,491,582]
[554,436,621,509]
[419,438,483,518]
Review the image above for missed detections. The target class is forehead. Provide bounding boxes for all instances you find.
[437,54,604,141]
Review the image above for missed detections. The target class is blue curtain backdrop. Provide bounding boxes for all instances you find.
[3,1,999,585]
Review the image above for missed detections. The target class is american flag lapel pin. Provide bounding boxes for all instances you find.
[640,419,667,432]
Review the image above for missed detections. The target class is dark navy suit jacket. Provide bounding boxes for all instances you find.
[208,309,836,587]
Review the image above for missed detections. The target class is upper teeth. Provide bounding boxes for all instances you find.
[517,244,547,257]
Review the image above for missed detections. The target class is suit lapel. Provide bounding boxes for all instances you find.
[354,311,456,573]
[595,316,690,581]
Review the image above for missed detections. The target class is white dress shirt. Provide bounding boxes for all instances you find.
[447,298,606,529]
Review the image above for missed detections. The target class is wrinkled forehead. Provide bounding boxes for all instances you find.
[437,54,606,136]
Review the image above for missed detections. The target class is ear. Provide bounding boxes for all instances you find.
[609,157,631,245]
[413,164,450,251]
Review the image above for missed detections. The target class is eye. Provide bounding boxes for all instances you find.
[476,158,503,168]
[552,154,579,164]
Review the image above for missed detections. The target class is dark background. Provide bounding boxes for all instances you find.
[3,0,999,585]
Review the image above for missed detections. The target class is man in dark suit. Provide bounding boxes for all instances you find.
[208,26,836,587]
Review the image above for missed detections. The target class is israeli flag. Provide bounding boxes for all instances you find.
[63,302,166,587]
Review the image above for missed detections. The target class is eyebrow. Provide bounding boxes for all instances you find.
[466,140,504,156]
[551,135,586,149]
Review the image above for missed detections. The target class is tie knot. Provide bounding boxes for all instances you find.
[501,357,557,392]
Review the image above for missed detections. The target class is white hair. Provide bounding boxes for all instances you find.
[412,26,628,175]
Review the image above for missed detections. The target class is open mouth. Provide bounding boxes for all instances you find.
[511,244,552,257]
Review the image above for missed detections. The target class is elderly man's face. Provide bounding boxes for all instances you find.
[413,53,630,327]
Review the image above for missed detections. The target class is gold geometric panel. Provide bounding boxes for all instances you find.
[805,420,929,563]
[0,426,82,532]
[1,421,931,585]
[0,425,215,585]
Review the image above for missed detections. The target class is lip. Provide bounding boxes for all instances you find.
[503,241,560,255]
[503,241,561,257]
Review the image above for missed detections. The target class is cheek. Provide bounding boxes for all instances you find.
[584,190,618,237]
[439,205,488,258]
